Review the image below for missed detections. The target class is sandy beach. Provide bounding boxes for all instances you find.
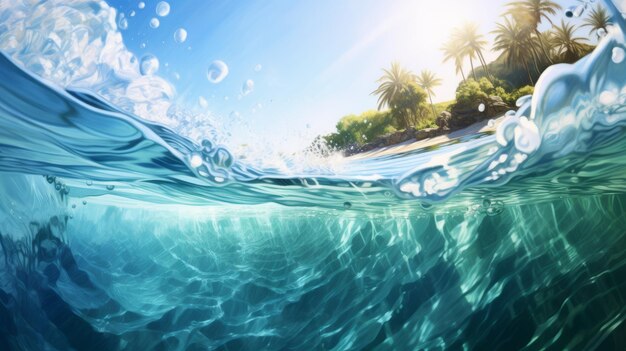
[347,116,504,159]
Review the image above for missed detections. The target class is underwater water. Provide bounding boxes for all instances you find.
[2,0,626,350]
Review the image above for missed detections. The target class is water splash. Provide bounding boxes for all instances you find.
[1,1,626,350]
[0,0,176,124]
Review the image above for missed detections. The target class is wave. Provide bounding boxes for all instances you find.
[2,1,626,350]
[0,2,625,210]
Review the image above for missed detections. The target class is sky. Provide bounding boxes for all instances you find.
[107,0,588,151]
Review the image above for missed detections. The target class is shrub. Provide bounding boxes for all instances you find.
[454,78,491,108]
[323,110,397,149]
[509,85,534,104]
[454,78,527,109]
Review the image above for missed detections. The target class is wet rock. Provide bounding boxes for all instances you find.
[436,111,452,129]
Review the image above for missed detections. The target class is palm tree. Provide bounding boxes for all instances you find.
[440,38,466,82]
[551,20,587,62]
[582,5,611,38]
[506,0,562,63]
[415,70,442,118]
[394,82,428,127]
[371,62,414,111]
[458,23,493,82]
[493,17,535,84]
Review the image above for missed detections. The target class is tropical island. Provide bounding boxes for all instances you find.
[316,0,609,156]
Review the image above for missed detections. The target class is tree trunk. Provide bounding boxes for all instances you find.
[528,44,542,74]
[469,56,477,80]
[459,66,466,82]
[428,93,437,119]
[523,59,534,85]
[476,50,493,82]
[534,28,554,64]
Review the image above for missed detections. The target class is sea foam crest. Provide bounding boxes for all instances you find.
[396,3,626,201]
[0,0,175,125]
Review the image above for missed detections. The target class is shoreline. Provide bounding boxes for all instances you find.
[346,115,504,159]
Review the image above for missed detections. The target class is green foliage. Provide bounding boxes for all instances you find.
[509,85,534,103]
[454,78,533,108]
[371,62,415,110]
[390,82,429,128]
[433,100,454,117]
[454,78,493,108]
[323,110,397,149]
[549,20,588,63]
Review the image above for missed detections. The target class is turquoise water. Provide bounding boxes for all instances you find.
[2,0,626,350]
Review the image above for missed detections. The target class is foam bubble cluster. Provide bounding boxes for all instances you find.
[0,0,176,124]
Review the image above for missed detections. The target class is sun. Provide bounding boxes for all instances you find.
[398,0,485,50]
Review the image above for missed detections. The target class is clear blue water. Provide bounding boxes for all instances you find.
[2,0,626,350]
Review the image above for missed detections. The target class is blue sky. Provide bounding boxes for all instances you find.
[108,0,586,150]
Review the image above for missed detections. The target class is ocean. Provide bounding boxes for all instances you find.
[1,0,626,349]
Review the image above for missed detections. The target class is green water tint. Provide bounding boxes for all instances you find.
[6,187,622,350]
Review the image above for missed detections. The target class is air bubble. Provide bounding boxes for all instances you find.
[140,54,159,75]
[478,103,485,112]
[138,2,145,9]
[174,28,187,43]
[106,185,115,191]
[487,119,495,127]
[599,90,617,105]
[343,201,352,209]
[198,96,208,108]
[82,200,87,205]
[207,60,229,83]
[201,139,213,152]
[565,5,585,18]
[254,64,262,72]
[149,18,160,28]
[118,13,128,30]
[213,148,234,168]
[156,1,170,16]
[612,47,625,64]
[189,153,203,168]
[86,180,93,186]
[241,79,254,95]
[484,200,504,216]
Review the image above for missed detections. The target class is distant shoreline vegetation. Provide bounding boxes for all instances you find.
[317,0,607,155]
